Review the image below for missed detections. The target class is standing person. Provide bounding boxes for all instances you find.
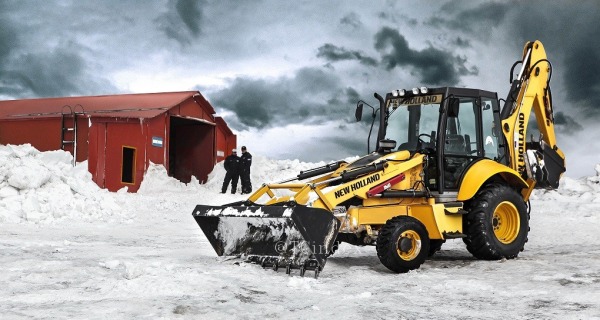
[221,149,240,194]
[240,146,253,194]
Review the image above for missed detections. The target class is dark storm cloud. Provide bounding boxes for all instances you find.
[507,1,600,120]
[157,0,206,45]
[210,67,360,129]
[0,47,118,98]
[374,27,477,85]
[427,1,600,122]
[176,0,203,35]
[425,2,510,38]
[316,44,378,67]
[0,3,18,62]
[0,2,122,98]
[0,12,113,97]
[554,111,583,135]
[0,22,17,61]
[324,134,369,158]
[340,12,363,30]
[452,37,471,48]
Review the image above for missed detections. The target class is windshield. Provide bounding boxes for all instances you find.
[384,95,442,151]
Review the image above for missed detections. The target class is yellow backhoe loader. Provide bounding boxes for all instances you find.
[192,40,566,277]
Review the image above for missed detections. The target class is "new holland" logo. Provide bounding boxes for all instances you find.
[334,173,381,198]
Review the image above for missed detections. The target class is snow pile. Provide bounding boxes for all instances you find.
[0,144,121,223]
[2,142,599,225]
[532,164,600,202]
[137,162,202,194]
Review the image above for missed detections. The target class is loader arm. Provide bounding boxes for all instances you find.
[248,151,421,211]
[500,40,566,191]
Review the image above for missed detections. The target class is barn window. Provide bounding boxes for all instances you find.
[121,146,136,184]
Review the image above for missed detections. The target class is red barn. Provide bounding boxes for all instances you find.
[0,91,236,192]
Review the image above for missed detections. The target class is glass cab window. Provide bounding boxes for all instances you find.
[384,95,442,152]
[481,98,500,160]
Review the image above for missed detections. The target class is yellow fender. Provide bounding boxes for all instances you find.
[457,159,528,201]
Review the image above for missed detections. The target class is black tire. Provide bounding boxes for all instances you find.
[428,239,445,257]
[376,216,430,273]
[463,183,529,260]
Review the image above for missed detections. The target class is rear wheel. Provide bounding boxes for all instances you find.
[463,183,529,260]
[376,216,430,273]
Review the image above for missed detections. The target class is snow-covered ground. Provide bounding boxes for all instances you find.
[1,144,599,319]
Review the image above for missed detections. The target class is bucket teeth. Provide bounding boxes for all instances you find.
[249,256,322,278]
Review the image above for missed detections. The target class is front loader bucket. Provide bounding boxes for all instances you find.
[192,204,340,271]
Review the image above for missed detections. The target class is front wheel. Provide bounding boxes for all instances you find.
[376,216,430,273]
[463,183,529,260]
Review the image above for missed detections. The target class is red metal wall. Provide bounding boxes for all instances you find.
[215,125,237,163]
[0,119,60,150]
[89,118,152,192]
[88,122,106,188]
[0,117,89,162]
[215,117,237,163]
[215,124,227,162]
[145,114,168,167]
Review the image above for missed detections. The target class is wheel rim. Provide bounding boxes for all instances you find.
[396,230,422,260]
[493,201,521,244]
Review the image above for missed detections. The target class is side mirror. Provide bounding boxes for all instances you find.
[355,103,363,122]
[448,98,460,117]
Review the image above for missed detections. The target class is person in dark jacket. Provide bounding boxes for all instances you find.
[221,149,240,194]
[240,146,252,194]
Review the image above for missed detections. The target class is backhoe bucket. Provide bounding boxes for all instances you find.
[192,204,340,270]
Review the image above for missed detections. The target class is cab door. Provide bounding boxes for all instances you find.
[441,96,481,189]
[439,91,506,191]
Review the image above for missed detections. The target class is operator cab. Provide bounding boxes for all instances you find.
[381,87,505,195]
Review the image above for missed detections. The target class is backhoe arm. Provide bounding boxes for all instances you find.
[500,40,566,190]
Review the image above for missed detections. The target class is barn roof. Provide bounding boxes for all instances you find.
[0,91,215,120]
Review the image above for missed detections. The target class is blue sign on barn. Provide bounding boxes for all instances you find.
[152,136,163,147]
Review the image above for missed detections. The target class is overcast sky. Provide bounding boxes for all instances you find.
[1,0,598,177]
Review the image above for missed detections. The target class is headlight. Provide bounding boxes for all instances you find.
[398,89,406,97]
[420,86,428,94]
[391,90,399,97]
[412,87,419,95]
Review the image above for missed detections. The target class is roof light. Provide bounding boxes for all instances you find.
[412,87,419,95]
[420,87,428,94]
[379,139,397,150]
[391,90,399,97]
[399,89,406,97]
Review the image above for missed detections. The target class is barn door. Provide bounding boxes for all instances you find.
[169,116,215,183]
